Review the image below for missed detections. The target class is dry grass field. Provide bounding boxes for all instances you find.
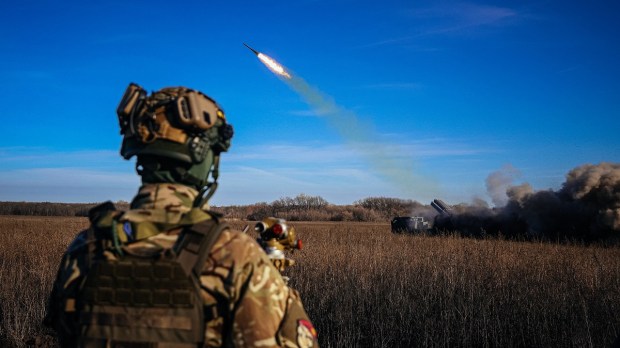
[1,216,619,347]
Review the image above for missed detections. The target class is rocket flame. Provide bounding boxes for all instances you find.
[258,53,291,79]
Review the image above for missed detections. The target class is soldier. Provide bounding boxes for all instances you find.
[44,84,319,348]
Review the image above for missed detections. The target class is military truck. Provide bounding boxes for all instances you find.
[390,199,452,234]
[390,216,430,233]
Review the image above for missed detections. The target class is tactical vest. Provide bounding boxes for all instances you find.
[74,205,228,348]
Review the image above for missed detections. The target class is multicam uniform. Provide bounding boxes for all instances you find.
[45,184,318,348]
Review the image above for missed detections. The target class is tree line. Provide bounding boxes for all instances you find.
[213,194,432,222]
[2,194,617,242]
[0,195,421,222]
[0,201,130,217]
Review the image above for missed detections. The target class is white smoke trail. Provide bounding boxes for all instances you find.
[277,72,437,200]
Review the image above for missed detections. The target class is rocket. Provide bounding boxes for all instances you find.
[243,43,259,56]
[244,43,292,79]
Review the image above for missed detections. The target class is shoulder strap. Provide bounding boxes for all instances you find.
[176,218,229,277]
[88,201,116,223]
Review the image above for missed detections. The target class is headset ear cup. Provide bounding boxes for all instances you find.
[213,124,233,154]
[117,83,146,134]
[220,123,234,140]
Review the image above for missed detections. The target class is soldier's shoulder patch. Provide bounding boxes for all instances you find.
[296,319,318,348]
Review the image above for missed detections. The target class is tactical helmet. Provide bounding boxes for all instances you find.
[117,83,233,204]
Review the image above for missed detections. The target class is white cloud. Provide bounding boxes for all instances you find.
[0,138,493,204]
[228,138,488,164]
[360,2,520,48]
[215,164,395,205]
[228,143,363,164]
[0,147,124,170]
[409,3,517,25]
[0,168,139,203]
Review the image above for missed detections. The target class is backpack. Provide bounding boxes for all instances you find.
[73,203,228,347]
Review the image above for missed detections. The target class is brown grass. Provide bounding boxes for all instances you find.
[0,216,88,347]
[2,217,620,347]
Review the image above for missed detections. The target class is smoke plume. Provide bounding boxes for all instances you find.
[435,162,620,241]
[485,164,520,207]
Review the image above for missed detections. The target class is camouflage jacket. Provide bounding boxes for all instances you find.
[45,184,319,348]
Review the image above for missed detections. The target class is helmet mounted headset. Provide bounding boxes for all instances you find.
[117,83,233,207]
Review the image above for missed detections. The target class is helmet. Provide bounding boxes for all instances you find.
[117,83,233,203]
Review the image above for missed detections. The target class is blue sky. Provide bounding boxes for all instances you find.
[1,1,619,206]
